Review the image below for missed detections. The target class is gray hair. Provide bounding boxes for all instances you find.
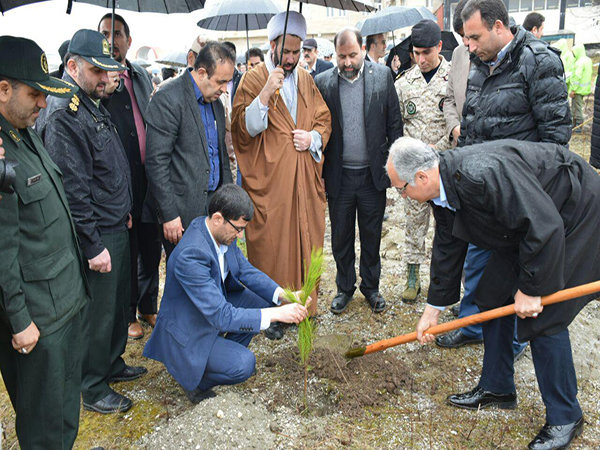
[387,137,439,184]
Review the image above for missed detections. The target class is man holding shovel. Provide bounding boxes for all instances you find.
[386,137,600,450]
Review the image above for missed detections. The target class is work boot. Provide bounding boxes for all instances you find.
[401,263,420,303]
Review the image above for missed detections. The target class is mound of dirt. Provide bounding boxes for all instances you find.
[256,346,416,417]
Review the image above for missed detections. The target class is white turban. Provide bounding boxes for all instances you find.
[267,11,307,42]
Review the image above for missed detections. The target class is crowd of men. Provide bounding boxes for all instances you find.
[1,0,599,448]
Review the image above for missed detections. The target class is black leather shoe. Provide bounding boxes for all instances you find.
[83,389,133,414]
[436,329,483,348]
[264,322,285,340]
[447,386,517,410]
[450,305,460,317]
[330,292,352,314]
[184,387,217,404]
[528,416,583,450]
[365,292,386,313]
[108,364,148,383]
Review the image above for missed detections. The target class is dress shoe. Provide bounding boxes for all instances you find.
[528,416,583,450]
[83,389,132,414]
[447,386,517,410]
[137,313,157,328]
[436,329,483,348]
[128,321,144,340]
[184,387,216,404]
[264,322,285,340]
[365,292,386,313]
[330,292,352,314]
[450,305,460,317]
[108,364,148,383]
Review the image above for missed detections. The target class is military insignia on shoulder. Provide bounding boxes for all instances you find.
[406,101,417,115]
[68,94,79,113]
[41,53,49,74]
[9,130,21,142]
[439,98,445,112]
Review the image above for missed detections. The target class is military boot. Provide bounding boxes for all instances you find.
[402,264,420,303]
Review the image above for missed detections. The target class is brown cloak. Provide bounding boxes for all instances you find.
[231,64,331,309]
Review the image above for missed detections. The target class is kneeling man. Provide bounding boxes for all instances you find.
[144,184,309,402]
[386,137,600,450]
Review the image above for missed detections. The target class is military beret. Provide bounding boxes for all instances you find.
[411,20,441,48]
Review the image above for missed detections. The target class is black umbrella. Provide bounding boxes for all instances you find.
[197,0,281,52]
[386,31,459,76]
[1,0,49,14]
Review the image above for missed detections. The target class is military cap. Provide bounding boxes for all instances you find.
[411,20,441,48]
[0,36,77,98]
[68,29,127,71]
[302,38,318,50]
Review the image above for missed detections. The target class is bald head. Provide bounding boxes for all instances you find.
[334,28,362,50]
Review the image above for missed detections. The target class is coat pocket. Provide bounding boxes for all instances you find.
[17,178,59,226]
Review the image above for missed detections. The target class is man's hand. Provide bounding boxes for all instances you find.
[569,91,575,99]
[105,71,121,96]
[259,67,285,105]
[292,129,312,152]
[451,125,461,146]
[127,213,133,229]
[270,303,309,324]
[391,54,401,72]
[514,289,543,319]
[12,322,40,354]
[416,305,441,344]
[89,248,112,272]
[163,217,185,245]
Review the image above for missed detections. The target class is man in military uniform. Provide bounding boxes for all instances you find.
[0,36,89,449]
[37,29,146,414]
[394,20,451,302]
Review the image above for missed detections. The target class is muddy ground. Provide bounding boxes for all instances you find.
[1,128,599,449]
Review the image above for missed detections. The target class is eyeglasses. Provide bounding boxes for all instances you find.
[396,181,409,195]
[225,217,245,234]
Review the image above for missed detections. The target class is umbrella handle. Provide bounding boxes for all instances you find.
[347,280,600,358]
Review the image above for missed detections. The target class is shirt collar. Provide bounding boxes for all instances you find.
[485,39,513,67]
[337,60,365,84]
[187,68,206,103]
[205,218,229,256]
[431,174,456,211]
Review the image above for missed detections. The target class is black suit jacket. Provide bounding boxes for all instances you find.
[309,58,334,79]
[144,71,232,228]
[102,60,153,219]
[315,61,403,198]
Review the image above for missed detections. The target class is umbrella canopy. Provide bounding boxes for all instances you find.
[197,0,280,31]
[70,0,206,14]
[386,31,458,76]
[155,50,187,67]
[1,0,48,14]
[357,6,437,36]
[313,37,334,57]
[297,0,375,12]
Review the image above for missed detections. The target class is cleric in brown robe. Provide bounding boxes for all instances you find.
[231,11,331,336]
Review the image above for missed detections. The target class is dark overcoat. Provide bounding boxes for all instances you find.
[428,139,600,341]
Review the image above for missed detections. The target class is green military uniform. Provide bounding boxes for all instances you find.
[395,56,451,273]
[0,113,89,449]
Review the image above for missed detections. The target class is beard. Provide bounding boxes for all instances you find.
[272,48,298,77]
[339,63,361,80]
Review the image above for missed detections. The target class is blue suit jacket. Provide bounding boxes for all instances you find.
[143,217,278,390]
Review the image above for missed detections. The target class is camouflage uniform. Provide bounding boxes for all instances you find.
[395,57,451,264]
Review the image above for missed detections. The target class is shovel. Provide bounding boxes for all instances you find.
[345,280,600,359]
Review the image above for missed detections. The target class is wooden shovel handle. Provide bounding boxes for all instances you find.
[361,280,600,356]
